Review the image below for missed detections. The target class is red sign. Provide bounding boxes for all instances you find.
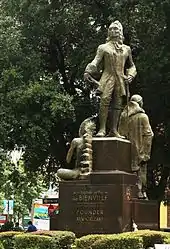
[0,214,7,224]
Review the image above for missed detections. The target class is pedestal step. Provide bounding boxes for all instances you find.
[90,170,137,185]
[131,198,160,230]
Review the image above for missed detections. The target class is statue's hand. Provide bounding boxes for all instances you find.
[125,75,133,84]
[140,160,147,166]
[139,153,150,163]
[84,72,92,82]
[84,73,100,88]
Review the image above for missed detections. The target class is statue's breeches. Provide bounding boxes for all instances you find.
[100,82,123,109]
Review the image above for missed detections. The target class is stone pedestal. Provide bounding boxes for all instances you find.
[54,137,159,235]
[92,137,132,172]
[90,170,136,186]
[57,179,133,236]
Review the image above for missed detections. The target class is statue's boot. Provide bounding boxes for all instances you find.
[96,104,108,137]
[108,130,125,139]
[137,190,144,199]
[108,109,125,138]
[137,179,146,199]
[142,191,148,200]
[96,130,106,137]
[142,184,148,200]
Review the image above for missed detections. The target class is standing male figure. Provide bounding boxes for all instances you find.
[119,94,154,199]
[84,20,137,137]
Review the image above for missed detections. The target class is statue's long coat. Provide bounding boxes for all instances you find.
[85,41,137,104]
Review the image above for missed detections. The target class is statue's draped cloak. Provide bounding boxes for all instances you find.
[119,101,153,171]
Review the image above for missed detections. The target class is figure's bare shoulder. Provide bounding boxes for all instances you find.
[123,44,131,52]
[97,43,106,51]
[72,138,81,145]
[139,112,148,118]
[138,112,150,123]
[72,137,81,143]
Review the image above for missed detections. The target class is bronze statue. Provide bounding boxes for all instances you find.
[119,94,154,199]
[84,20,137,137]
[57,117,96,180]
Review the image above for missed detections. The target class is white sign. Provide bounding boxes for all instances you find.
[33,218,50,230]
[3,200,14,215]
[155,244,170,249]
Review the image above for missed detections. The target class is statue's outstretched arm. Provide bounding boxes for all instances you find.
[84,45,104,81]
[90,45,104,68]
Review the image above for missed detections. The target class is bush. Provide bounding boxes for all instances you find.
[76,230,170,249]
[0,242,4,249]
[0,230,75,249]
[76,234,142,249]
[91,235,143,249]
[76,234,105,249]
[14,231,76,249]
[163,237,170,245]
[14,234,58,249]
[125,230,170,248]
[28,230,76,248]
[0,231,22,249]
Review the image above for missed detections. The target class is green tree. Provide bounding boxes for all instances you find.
[1,0,170,200]
[0,154,47,221]
[0,7,75,175]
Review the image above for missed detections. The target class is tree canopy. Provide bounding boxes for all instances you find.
[0,0,170,199]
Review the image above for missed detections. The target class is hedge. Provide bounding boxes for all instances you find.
[76,230,170,249]
[0,243,4,249]
[0,230,75,249]
[163,237,170,245]
[76,234,104,249]
[1,229,170,249]
[76,234,142,249]
[14,234,58,249]
[91,235,142,249]
[125,230,170,248]
[0,231,22,249]
[31,230,76,248]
